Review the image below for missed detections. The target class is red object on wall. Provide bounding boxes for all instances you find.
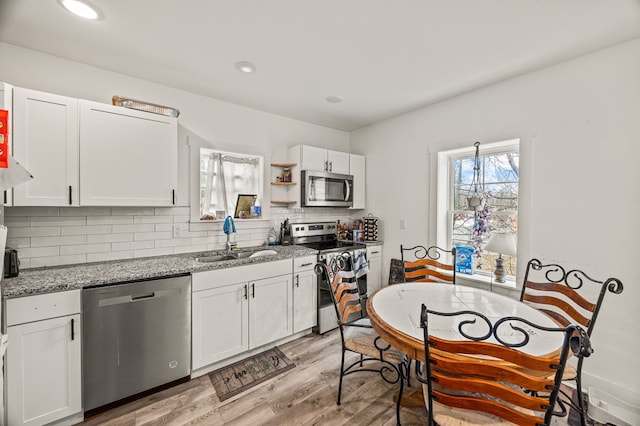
[0,109,8,168]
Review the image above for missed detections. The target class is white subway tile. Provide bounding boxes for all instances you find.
[155,223,174,232]
[6,237,30,248]
[60,207,111,216]
[4,216,29,227]
[134,215,174,224]
[8,227,60,238]
[87,233,133,243]
[61,225,112,236]
[112,207,154,216]
[134,247,173,258]
[60,243,111,255]
[173,215,191,223]
[30,254,86,268]
[87,216,134,225]
[191,236,220,245]
[18,258,31,269]
[155,207,190,216]
[112,224,154,233]
[5,207,59,217]
[173,244,207,254]
[134,231,172,241]
[154,238,192,248]
[189,222,221,232]
[87,251,134,263]
[18,246,59,258]
[30,216,86,227]
[112,240,154,251]
[31,235,87,247]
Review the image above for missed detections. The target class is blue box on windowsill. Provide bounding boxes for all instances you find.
[455,245,475,275]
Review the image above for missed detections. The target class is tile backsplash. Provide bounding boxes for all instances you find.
[5,206,354,269]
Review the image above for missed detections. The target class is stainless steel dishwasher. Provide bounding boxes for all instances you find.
[82,274,191,413]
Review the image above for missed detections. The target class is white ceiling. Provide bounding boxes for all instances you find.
[1,0,639,131]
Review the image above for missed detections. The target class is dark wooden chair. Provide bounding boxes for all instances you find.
[519,258,624,425]
[400,245,456,284]
[315,254,407,425]
[416,304,591,426]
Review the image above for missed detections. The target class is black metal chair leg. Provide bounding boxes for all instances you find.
[337,349,345,405]
[396,361,406,426]
[576,366,587,426]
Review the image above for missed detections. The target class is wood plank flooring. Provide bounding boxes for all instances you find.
[77,330,575,426]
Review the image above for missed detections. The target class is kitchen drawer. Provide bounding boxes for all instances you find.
[6,289,81,326]
[293,255,316,273]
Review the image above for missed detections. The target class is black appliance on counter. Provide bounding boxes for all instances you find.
[290,221,367,334]
[4,248,19,278]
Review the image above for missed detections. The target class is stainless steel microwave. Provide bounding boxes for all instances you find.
[301,170,354,207]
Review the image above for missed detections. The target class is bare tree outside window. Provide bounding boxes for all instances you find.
[452,150,519,276]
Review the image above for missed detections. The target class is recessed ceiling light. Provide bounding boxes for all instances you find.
[326,95,343,104]
[59,0,100,20]
[235,61,256,73]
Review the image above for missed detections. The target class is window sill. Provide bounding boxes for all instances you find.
[456,272,517,291]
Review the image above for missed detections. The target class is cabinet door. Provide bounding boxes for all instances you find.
[249,274,293,348]
[12,88,79,206]
[349,154,365,209]
[192,282,249,369]
[301,145,328,171]
[79,101,177,206]
[7,314,82,426]
[367,246,383,296]
[327,150,350,174]
[293,268,317,333]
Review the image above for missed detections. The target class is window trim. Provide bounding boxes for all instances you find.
[436,138,520,283]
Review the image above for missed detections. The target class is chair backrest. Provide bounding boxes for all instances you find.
[520,258,624,336]
[315,253,365,326]
[400,245,456,284]
[419,304,587,426]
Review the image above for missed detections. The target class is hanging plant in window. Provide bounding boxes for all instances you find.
[466,141,484,210]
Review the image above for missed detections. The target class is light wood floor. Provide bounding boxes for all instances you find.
[77,330,575,426]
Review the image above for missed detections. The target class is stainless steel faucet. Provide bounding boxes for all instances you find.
[225,216,237,254]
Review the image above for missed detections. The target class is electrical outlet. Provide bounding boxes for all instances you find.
[400,219,407,230]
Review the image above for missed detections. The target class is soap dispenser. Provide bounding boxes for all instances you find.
[268,227,277,246]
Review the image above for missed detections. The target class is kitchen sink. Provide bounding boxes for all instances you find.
[196,250,277,263]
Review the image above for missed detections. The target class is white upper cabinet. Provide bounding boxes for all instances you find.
[1,82,14,206]
[349,153,365,209]
[11,87,177,206]
[12,87,80,206]
[294,145,350,174]
[79,101,177,206]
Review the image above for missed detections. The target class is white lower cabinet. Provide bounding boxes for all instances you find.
[293,255,317,333]
[367,245,383,296]
[192,259,293,370]
[6,291,82,426]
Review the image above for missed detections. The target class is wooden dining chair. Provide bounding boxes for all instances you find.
[400,245,456,284]
[416,304,590,426]
[519,258,624,425]
[315,254,408,425]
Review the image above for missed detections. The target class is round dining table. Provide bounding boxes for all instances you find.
[367,282,564,363]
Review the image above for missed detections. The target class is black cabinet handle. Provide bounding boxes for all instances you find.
[172,189,175,205]
[71,318,75,340]
[68,186,72,205]
[3,190,6,204]
[251,283,255,298]
[295,274,299,288]
[300,262,313,267]
[243,284,248,300]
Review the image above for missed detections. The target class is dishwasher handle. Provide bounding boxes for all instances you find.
[131,292,155,301]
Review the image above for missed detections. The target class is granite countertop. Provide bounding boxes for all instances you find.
[2,245,317,299]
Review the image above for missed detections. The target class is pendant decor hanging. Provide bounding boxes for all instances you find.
[466,141,484,210]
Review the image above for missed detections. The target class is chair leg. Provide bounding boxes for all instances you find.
[396,361,406,426]
[575,365,587,426]
[337,348,345,405]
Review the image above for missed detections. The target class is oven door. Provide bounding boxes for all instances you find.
[301,170,353,207]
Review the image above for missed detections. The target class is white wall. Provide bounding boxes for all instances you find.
[0,42,352,266]
[351,38,640,401]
